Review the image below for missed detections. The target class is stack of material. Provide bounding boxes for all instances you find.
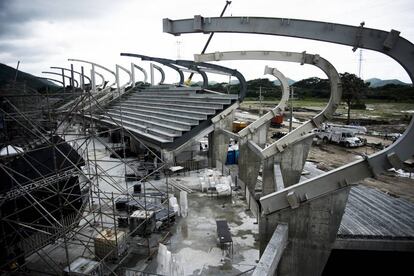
[94,229,127,260]
[63,257,102,276]
[199,169,232,196]
[169,179,193,193]
[215,175,232,196]
[129,210,156,236]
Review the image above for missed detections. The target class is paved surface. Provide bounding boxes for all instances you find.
[145,170,259,275]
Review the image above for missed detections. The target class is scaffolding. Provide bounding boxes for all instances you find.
[0,67,173,275]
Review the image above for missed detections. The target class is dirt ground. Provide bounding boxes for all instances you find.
[267,125,414,203]
[238,101,414,203]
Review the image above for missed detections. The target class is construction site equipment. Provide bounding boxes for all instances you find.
[315,125,366,147]
[271,115,284,127]
[94,229,127,260]
[129,210,156,236]
[232,120,247,132]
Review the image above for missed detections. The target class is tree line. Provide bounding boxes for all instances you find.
[207,73,414,103]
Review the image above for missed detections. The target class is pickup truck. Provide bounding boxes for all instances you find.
[315,127,366,148]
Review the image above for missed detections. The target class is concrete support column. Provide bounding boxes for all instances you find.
[261,134,314,195]
[238,141,262,193]
[129,137,141,154]
[238,122,269,193]
[208,111,235,167]
[259,187,350,276]
[262,156,277,196]
[279,134,314,187]
[162,150,175,166]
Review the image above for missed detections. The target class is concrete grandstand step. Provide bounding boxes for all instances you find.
[108,106,200,125]
[124,98,223,109]
[107,109,195,129]
[133,91,197,97]
[106,111,191,132]
[100,119,173,143]
[113,103,211,119]
[100,116,179,141]
[105,113,184,135]
[121,100,217,114]
[129,94,233,104]
[142,85,198,90]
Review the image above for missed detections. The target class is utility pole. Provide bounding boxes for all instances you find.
[186,1,232,84]
[289,87,294,132]
[259,86,263,116]
[358,49,363,78]
[14,61,20,82]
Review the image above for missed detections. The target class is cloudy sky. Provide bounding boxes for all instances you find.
[1,0,413,85]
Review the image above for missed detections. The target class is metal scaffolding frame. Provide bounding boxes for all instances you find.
[0,64,173,275]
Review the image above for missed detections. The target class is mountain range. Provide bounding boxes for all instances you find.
[0,62,410,90]
[365,78,409,87]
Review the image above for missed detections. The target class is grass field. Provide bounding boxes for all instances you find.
[240,98,414,121]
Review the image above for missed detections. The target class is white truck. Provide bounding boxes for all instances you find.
[315,124,366,148]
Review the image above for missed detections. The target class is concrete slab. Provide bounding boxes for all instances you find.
[143,171,260,275]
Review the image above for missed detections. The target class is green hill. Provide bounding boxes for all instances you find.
[0,63,58,91]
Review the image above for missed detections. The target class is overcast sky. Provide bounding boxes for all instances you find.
[1,0,413,85]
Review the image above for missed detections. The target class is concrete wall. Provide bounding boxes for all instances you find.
[208,111,234,167]
[259,187,350,276]
[278,135,313,187]
[261,134,314,195]
[238,122,269,192]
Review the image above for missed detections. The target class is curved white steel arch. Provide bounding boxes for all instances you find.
[42,71,79,87]
[50,66,92,84]
[164,16,414,215]
[115,64,132,91]
[38,77,64,86]
[263,65,289,115]
[131,63,148,84]
[94,71,105,88]
[195,50,341,150]
[151,63,165,85]
[68,58,116,88]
